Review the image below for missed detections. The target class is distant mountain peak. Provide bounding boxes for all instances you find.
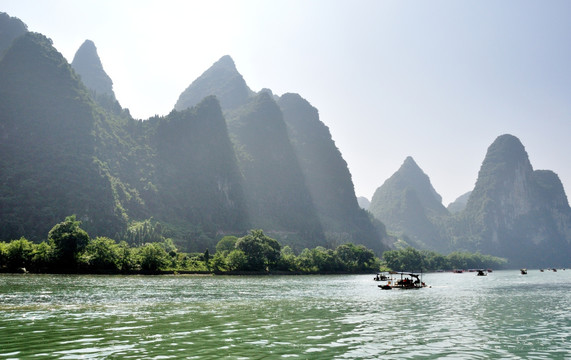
[369,155,449,250]
[463,134,571,266]
[71,39,115,98]
[404,155,416,164]
[488,134,527,157]
[174,55,252,111]
[215,55,237,70]
[401,156,421,171]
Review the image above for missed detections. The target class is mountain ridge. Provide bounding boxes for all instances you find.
[0,23,389,254]
[369,134,571,266]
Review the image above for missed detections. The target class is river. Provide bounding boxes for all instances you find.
[1,270,570,359]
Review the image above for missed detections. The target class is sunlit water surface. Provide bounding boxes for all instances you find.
[1,271,570,359]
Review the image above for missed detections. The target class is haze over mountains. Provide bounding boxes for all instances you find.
[369,135,571,267]
[0,13,389,254]
[1,12,569,267]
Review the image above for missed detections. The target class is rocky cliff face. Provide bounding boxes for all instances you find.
[71,40,115,98]
[463,134,571,266]
[227,92,325,249]
[278,93,387,253]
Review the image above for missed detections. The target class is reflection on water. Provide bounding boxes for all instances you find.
[0,271,570,359]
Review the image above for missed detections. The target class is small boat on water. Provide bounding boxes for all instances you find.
[476,269,487,276]
[376,271,427,290]
[520,269,527,275]
[373,273,389,281]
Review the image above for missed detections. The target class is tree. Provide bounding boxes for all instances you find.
[383,247,425,272]
[82,237,121,272]
[139,242,169,272]
[296,248,317,272]
[116,241,135,272]
[211,251,227,272]
[310,246,338,272]
[48,215,89,269]
[226,249,247,271]
[31,241,53,271]
[204,248,210,270]
[0,242,8,268]
[235,229,281,271]
[276,245,296,271]
[215,236,237,254]
[6,237,33,271]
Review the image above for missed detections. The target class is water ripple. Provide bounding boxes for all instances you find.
[0,272,570,358]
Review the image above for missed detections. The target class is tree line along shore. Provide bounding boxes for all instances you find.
[0,216,507,275]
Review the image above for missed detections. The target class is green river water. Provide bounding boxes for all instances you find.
[0,270,570,359]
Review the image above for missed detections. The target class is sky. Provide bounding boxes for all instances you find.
[1,0,570,206]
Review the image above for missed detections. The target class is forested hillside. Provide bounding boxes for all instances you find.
[0,32,125,240]
[0,14,390,255]
[173,56,390,252]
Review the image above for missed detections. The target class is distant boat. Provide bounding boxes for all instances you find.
[520,269,527,275]
[476,270,487,276]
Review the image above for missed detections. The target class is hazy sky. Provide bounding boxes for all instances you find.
[2,0,570,205]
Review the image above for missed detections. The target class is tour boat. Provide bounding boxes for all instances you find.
[376,271,427,290]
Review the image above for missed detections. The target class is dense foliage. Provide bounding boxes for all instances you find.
[0,218,381,274]
[383,246,507,272]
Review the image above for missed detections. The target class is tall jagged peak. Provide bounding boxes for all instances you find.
[212,54,237,71]
[174,55,253,112]
[462,133,571,266]
[71,39,114,98]
[393,156,444,209]
[369,155,448,251]
[483,134,530,166]
[471,134,534,203]
[400,156,423,173]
